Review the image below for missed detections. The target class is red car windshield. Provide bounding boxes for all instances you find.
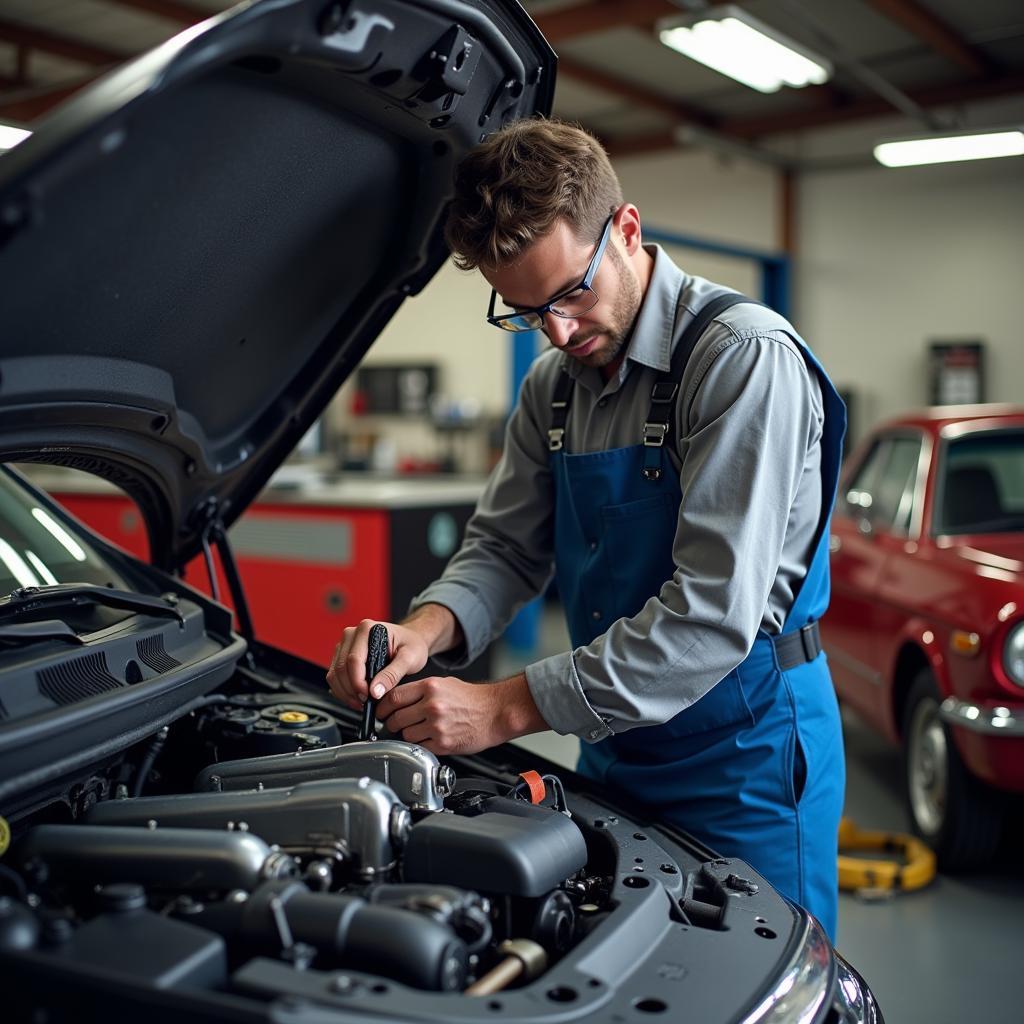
[937,430,1024,535]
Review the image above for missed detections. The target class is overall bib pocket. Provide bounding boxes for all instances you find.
[599,493,678,613]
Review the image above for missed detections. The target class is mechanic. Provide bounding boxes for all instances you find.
[327,118,846,939]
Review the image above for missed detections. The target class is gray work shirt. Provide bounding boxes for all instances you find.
[412,244,824,743]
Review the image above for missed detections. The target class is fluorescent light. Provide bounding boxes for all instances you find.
[25,551,59,586]
[658,5,831,94]
[0,124,31,151]
[0,539,40,589]
[874,129,1024,167]
[32,507,88,562]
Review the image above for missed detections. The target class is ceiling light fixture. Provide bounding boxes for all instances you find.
[658,4,831,94]
[874,128,1024,167]
[0,123,32,152]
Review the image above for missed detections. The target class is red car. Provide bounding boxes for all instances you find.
[823,404,1024,868]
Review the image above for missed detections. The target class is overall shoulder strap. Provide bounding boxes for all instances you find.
[547,368,575,452]
[641,293,763,480]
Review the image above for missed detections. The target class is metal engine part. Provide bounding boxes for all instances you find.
[86,778,409,878]
[16,825,297,892]
[194,739,455,811]
[191,879,469,992]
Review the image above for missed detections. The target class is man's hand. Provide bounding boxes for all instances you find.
[325,618,430,710]
[376,672,548,756]
[325,604,463,710]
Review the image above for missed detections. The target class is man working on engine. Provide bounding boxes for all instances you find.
[327,118,846,939]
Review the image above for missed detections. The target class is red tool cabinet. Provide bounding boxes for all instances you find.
[37,472,485,671]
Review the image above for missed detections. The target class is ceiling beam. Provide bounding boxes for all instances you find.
[558,55,721,129]
[863,0,994,77]
[725,71,1024,137]
[101,0,212,25]
[534,1,683,45]
[603,129,678,158]
[0,75,105,121]
[0,18,128,66]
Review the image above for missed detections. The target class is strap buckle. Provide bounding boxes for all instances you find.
[643,422,669,447]
[800,622,820,662]
[548,428,565,452]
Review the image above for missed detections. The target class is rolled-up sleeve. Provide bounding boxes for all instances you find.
[527,329,822,739]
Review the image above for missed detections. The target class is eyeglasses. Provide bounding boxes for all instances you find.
[486,214,615,333]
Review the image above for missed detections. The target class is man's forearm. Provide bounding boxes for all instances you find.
[496,672,549,740]
[401,602,465,658]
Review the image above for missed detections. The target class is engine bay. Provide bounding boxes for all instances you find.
[0,669,760,1021]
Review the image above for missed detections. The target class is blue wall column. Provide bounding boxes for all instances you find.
[641,226,792,317]
[503,330,545,652]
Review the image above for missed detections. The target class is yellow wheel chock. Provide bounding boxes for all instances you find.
[837,816,936,894]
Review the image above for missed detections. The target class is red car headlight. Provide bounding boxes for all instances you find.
[1004,622,1024,688]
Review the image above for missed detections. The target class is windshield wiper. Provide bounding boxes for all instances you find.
[0,584,185,628]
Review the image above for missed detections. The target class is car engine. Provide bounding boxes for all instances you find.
[0,687,639,1011]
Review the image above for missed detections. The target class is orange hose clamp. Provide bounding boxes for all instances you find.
[518,770,546,804]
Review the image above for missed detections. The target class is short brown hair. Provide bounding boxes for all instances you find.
[444,118,623,271]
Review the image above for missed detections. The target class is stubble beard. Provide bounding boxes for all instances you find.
[571,246,643,369]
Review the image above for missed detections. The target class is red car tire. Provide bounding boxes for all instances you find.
[902,669,1003,869]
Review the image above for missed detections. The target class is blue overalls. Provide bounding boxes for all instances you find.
[551,295,846,939]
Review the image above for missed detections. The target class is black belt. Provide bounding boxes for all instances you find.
[773,622,822,671]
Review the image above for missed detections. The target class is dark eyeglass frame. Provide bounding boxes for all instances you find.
[485,214,615,332]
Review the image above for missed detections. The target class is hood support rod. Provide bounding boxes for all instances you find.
[196,501,256,663]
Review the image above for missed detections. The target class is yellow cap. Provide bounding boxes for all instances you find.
[0,815,9,856]
[279,710,310,725]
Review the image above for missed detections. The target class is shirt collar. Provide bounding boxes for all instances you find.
[559,243,687,386]
[623,244,686,374]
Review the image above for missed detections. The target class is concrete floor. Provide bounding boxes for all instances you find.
[497,603,1023,1024]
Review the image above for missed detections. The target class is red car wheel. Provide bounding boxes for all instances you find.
[902,669,1003,869]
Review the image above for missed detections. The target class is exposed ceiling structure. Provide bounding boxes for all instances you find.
[0,0,1022,168]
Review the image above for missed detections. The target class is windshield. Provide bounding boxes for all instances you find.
[936,430,1024,535]
[0,468,129,594]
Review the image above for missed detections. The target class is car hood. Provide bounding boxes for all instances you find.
[0,0,554,571]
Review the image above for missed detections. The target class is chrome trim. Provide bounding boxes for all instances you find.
[832,951,884,1024]
[938,415,1024,440]
[825,646,883,686]
[908,429,933,541]
[740,914,832,1024]
[940,697,1024,736]
[195,739,450,811]
[87,778,406,877]
[17,825,296,892]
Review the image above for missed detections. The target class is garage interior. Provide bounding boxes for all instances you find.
[1,1,1022,1021]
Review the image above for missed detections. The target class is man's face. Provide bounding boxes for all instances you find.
[483,217,642,372]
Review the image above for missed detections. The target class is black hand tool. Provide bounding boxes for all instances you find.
[359,623,389,741]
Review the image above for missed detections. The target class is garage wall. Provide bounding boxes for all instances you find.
[795,155,1024,439]
[334,121,1024,454]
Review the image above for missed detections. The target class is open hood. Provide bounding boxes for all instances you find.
[0,0,554,570]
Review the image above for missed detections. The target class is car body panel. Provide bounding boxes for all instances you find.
[823,405,1024,792]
